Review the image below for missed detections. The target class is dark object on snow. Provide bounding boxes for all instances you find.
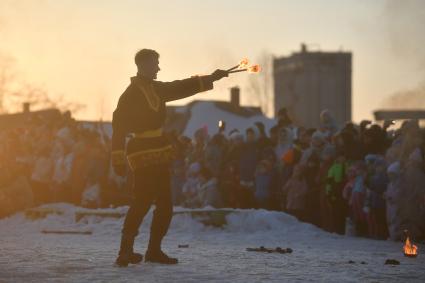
[178,244,189,248]
[246,247,293,254]
[275,247,293,254]
[285,248,293,254]
[348,260,367,265]
[41,230,92,235]
[385,259,400,265]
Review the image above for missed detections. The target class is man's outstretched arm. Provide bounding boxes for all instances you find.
[155,70,228,102]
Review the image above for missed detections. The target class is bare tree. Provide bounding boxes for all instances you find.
[9,83,51,110]
[0,53,85,115]
[49,94,85,114]
[9,83,85,114]
[96,95,106,121]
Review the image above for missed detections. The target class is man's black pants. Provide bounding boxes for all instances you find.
[121,164,172,250]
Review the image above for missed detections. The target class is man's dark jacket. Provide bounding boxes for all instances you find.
[111,75,212,170]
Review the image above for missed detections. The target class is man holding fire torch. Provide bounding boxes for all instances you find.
[111,49,229,266]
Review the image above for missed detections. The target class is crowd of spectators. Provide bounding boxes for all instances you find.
[0,112,113,217]
[170,108,425,241]
[1,108,424,241]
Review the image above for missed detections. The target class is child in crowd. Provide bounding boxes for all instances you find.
[182,162,202,208]
[254,159,274,209]
[350,162,368,237]
[281,164,309,221]
[196,167,222,208]
[324,153,347,234]
[364,155,388,239]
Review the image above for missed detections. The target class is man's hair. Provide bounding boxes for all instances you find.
[134,49,159,67]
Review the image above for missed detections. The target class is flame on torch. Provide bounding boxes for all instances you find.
[247,64,261,73]
[226,58,261,75]
[227,58,249,72]
[228,64,261,74]
[238,58,249,69]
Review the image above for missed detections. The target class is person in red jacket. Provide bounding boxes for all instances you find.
[112,49,228,266]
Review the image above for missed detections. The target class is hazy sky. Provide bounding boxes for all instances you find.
[0,0,424,121]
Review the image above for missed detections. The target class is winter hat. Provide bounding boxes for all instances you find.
[282,149,295,165]
[245,126,260,141]
[188,162,201,175]
[365,154,379,164]
[387,161,400,175]
[229,130,243,142]
[311,130,327,144]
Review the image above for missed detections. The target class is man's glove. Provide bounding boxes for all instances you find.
[211,69,229,81]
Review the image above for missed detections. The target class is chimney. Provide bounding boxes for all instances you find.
[301,43,307,53]
[23,102,30,113]
[230,87,240,108]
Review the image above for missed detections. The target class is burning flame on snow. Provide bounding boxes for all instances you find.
[404,236,418,257]
[247,64,261,73]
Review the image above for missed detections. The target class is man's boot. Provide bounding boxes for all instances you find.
[145,249,178,264]
[115,234,143,267]
[145,237,178,264]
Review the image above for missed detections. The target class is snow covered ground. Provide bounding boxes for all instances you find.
[0,204,423,283]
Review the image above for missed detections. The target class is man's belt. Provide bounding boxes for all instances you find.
[131,128,163,139]
[127,128,176,171]
[111,128,165,168]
